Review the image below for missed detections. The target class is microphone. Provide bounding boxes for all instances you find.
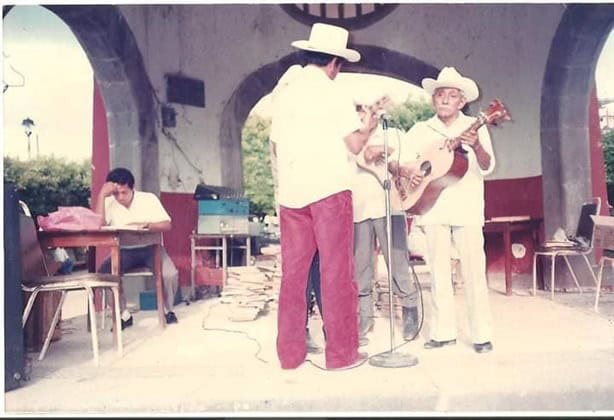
[376,110,394,129]
[376,109,392,121]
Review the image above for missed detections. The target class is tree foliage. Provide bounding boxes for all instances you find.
[241,115,275,217]
[602,129,614,204]
[389,95,436,132]
[3,156,91,217]
[603,130,614,183]
[240,97,435,217]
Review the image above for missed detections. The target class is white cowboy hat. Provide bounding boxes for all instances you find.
[291,23,361,63]
[421,67,479,102]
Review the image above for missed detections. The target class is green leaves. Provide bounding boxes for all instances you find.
[241,115,275,217]
[240,97,435,218]
[388,95,435,132]
[603,130,614,185]
[3,156,91,217]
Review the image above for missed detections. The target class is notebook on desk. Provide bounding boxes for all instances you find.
[488,215,532,223]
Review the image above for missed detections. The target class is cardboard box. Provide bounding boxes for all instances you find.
[591,215,614,249]
[195,266,224,286]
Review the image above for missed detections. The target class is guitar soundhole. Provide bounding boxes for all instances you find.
[421,161,432,177]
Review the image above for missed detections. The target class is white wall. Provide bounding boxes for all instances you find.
[119,3,565,193]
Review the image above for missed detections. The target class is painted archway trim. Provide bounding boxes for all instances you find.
[44,4,160,194]
[540,4,614,237]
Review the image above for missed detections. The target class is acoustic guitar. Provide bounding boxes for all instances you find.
[357,99,511,215]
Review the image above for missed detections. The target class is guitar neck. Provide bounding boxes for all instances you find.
[449,114,489,146]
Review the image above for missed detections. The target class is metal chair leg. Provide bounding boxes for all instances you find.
[533,253,539,296]
[550,255,556,300]
[581,254,598,286]
[86,287,100,365]
[595,259,605,311]
[563,256,583,294]
[39,291,68,361]
[22,289,41,327]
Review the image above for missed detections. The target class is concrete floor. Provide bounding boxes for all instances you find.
[4,271,614,416]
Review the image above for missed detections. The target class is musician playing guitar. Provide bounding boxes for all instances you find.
[352,93,420,346]
[398,67,497,354]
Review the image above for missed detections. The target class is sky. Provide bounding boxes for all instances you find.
[2,5,93,162]
[2,5,614,162]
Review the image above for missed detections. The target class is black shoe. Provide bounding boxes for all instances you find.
[402,306,419,341]
[473,341,493,353]
[165,311,178,324]
[423,339,456,349]
[121,315,133,330]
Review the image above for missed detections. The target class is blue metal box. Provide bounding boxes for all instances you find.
[139,290,157,311]
[198,199,249,215]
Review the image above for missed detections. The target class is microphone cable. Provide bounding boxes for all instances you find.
[200,300,269,364]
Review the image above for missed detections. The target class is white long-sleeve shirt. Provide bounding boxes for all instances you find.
[270,65,362,209]
[400,113,496,226]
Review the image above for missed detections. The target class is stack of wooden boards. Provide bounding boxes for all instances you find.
[221,245,281,321]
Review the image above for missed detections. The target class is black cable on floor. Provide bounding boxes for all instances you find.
[368,264,425,359]
[200,300,269,364]
[199,262,426,370]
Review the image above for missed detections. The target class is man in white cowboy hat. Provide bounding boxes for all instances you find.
[394,66,496,354]
[351,92,420,347]
[270,22,377,370]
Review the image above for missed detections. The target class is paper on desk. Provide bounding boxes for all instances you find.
[100,225,143,231]
[591,215,614,226]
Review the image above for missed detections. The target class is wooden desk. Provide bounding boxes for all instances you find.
[38,229,166,329]
[483,217,542,296]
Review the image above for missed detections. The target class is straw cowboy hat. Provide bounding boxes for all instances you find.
[421,67,479,102]
[291,23,361,63]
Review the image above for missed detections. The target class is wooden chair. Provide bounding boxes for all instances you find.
[19,211,123,365]
[532,197,601,299]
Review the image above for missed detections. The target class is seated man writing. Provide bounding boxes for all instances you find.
[95,167,179,329]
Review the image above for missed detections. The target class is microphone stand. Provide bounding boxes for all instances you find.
[369,115,419,369]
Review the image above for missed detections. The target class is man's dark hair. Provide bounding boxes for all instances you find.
[106,167,135,189]
[300,50,346,67]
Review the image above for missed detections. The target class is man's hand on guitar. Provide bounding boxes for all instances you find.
[408,172,424,188]
[393,165,423,200]
[459,129,480,149]
[397,165,424,188]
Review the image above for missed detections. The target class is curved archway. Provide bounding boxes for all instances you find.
[540,4,614,236]
[4,5,159,193]
[219,45,438,190]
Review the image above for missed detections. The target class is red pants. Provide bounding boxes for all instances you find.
[277,190,360,369]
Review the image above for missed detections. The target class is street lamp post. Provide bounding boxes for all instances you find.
[21,117,35,160]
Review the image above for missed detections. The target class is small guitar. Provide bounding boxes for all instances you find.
[356,99,511,215]
[396,98,511,215]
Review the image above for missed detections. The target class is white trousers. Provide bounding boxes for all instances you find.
[423,224,493,344]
